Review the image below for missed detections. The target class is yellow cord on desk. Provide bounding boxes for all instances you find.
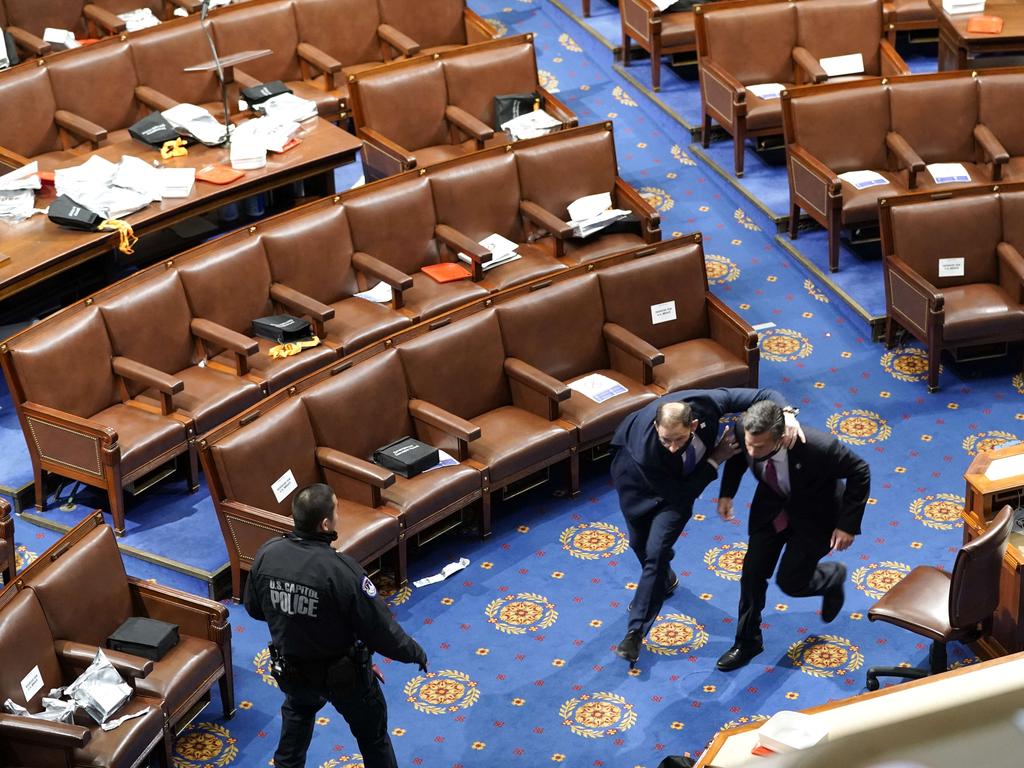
[160,138,188,160]
[97,219,138,255]
[268,336,322,359]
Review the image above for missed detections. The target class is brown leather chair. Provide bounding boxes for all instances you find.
[0,2,50,61]
[1,0,124,40]
[883,0,936,44]
[597,242,758,393]
[880,188,1024,392]
[976,71,1024,183]
[0,499,13,585]
[0,64,78,171]
[19,512,235,731]
[620,0,703,93]
[865,505,1013,689]
[0,586,170,768]
[376,0,496,57]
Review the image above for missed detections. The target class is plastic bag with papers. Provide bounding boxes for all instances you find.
[64,649,132,725]
[4,693,76,724]
[0,162,43,222]
[162,103,229,146]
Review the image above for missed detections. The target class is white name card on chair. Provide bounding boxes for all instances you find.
[927,163,971,184]
[746,83,785,100]
[820,53,864,78]
[838,170,889,190]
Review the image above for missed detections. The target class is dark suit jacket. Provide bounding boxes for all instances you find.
[610,388,788,521]
[719,424,870,539]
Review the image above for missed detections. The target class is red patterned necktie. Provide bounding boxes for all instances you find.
[764,459,789,532]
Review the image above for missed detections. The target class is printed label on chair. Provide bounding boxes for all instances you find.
[20,666,43,701]
[271,469,298,503]
[938,257,965,278]
[651,300,677,324]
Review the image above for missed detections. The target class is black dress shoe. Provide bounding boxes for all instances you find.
[716,643,763,672]
[615,630,643,667]
[821,564,847,623]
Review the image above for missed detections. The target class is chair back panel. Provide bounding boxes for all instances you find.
[429,151,524,243]
[0,589,62,713]
[130,22,224,106]
[443,40,537,127]
[704,3,797,85]
[796,0,881,76]
[47,42,141,132]
[211,0,302,83]
[293,0,383,67]
[949,505,1013,628]
[515,127,617,220]
[977,72,1024,158]
[4,0,84,37]
[0,65,61,158]
[889,77,978,162]
[788,86,889,171]
[355,61,450,151]
[1000,191,1024,249]
[377,0,466,51]
[177,238,274,336]
[345,175,442,273]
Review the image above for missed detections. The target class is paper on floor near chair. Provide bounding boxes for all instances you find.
[838,170,889,190]
[746,82,785,100]
[412,557,471,588]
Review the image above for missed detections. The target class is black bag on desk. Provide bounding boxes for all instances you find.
[252,314,312,343]
[129,112,179,147]
[48,195,102,231]
[493,91,545,129]
[241,80,293,105]
[107,617,179,661]
[373,437,439,478]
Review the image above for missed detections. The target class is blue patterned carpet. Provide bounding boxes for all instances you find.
[7,2,1023,766]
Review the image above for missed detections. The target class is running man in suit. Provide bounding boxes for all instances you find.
[715,400,870,671]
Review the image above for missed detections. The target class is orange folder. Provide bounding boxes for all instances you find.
[968,15,1004,34]
[196,164,245,185]
[421,262,472,283]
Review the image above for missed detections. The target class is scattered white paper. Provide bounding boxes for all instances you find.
[653,0,678,9]
[162,103,228,146]
[101,705,152,731]
[55,156,151,220]
[938,257,965,278]
[112,155,163,202]
[422,449,459,473]
[838,170,889,190]
[746,82,785,100]
[232,115,301,154]
[927,163,970,184]
[118,8,161,32]
[568,373,628,403]
[752,321,777,331]
[353,281,394,303]
[501,109,561,141]
[256,93,318,124]
[412,557,470,588]
[567,192,613,222]
[819,52,864,78]
[43,28,79,49]
[458,251,521,271]
[20,666,43,701]
[479,233,519,258]
[566,192,630,239]
[650,300,677,324]
[271,469,298,503]
[0,162,41,192]
[159,167,196,198]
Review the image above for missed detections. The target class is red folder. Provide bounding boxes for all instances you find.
[968,15,1004,34]
[421,262,472,283]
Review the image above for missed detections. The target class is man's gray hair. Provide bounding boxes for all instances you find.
[741,401,785,438]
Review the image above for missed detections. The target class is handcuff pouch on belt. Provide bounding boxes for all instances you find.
[270,644,371,696]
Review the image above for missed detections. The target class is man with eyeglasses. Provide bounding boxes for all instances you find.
[609,388,802,668]
[715,400,870,671]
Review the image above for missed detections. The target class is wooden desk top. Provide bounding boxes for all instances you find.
[0,118,361,301]
[930,0,1024,41]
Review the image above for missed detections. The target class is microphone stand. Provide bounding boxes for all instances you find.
[199,0,232,148]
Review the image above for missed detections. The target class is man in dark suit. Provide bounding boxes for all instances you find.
[609,388,802,667]
[715,400,870,671]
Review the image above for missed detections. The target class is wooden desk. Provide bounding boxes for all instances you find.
[0,118,361,302]
[931,0,1024,70]
[696,651,1024,766]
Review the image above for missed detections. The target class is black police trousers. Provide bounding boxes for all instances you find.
[274,675,396,768]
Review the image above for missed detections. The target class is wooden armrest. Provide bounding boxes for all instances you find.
[998,241,1024,304]
[613,177,660,236]
[434,224,491,280]
[112,356,182,415]
[700,57,746,102]
[190,318,258,356]
[82,3,127,33]
[603,323,664,366]
[408,398,480,442]
[127,576,229,638]
[352,251,414,292]
[879,39,911,76]
[359,127,416,167]
[788,144,842,193]
[21,401,117,444]
[445,104,494,142]
[54,110,107,147]
[792,46,827,84]
[520,200,573,239]
[297,42,342,74]
[540,88,577,127]
[232,68,261,89]
[7,26,51,56]
[0,146,35,173]
[270,282,335,340]
[707,294,758,363]
[316,446,395,488]
[377,23,421,57]
[54,640,153,679]
[135,85,178,113]
[975,123,1009,181]
[504,357,570,401]
[0,713,89,748]
[886,131,925,188]
[887,252,942,310]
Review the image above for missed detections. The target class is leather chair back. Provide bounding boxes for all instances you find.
[889,193,1002,287]
[788,85,889,172]
[977,71,1024,158]
[28,524,132,646]
[949,505,1013,628]
[345,175,443,273]
[890,77,978,163]
[262,204,361,306]
[92,0,164,17]
[302,350,413,459]
[702,2,796,84]
[3,0,85,37]
[8,307,120,418]
[98,270,198,393]
[377,0,466,50]
[211,0,302,83]
[208,398,321,516]
[355,60,450,151]
[515,126,617,220]
[47,40,142,133]
[598,244,709,349]
[0,64,61,158]
[130,21,225,106]
[496,274,609,382]
[796,0,882,76]
[1000,191,1024,248]
[430,151,526,243]
[397,309,511,420]
[293,0,383,68]
[0,590,63,717]
[443,38,537,128]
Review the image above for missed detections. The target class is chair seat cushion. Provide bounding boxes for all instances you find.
[332,499,401,563]
[287,80,344,118]
[654,339,750,393]
[992,156,1024,182]
[92,403,188,476]
[661,14,696,48]
[383,462,481,531]
[324,297,413,354]
[890,0,935,23]
[414,143,475,168]
[134,634,223,723]
[147,366,262,434]
[895,162,989,193]
[224,337,337,394]
[868,565,954,642]
[74,694,166,768]
[840,170,905,225]
[942,283,1024,343]
[401,270,491,322]
[469,406,573,484]
[478,244,567,292]
[560,232,647,266]
[561,370,657,445]
[744,87,792,132]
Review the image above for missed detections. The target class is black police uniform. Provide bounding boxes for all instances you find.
[244,529,427,768]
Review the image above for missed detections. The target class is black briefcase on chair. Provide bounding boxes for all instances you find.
[107,617,179,661]
[373,437,439,478]
[252,314,312,343]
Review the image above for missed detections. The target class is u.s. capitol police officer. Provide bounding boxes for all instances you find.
[244,483,427,768]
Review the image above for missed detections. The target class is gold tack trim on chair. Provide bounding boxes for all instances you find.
[248,226,257,234]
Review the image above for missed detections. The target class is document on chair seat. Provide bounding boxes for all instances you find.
[501,109,562,141]
[746,83,786,100]
[118,8,161,32]
[819,53,864,78]
[159,168,196,198]
[838,170,889,190]
[353,281,394,303]
[568,373,628,403]
[566,192,631,238]
[43,28,80,49]
[458,251,522,271]
[927,163,971,184]
[422,449,459,473]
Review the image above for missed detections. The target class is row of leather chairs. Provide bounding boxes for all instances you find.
[199,235,759,598]
[879,182,1024,392]
[0,512,233,768]
[783,67,1024,272]
[0,0,496,168]
[351,34,578,179]
[696,0,910,177]
[0,124,659,536]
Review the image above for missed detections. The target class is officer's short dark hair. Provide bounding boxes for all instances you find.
[742,401,785,439]
[655,401,693,428]
[292,483,336,532]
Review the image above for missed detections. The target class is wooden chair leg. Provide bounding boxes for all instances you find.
[884,316,897,349]
[108,484,127,536]
[789,203,800,239]
[701,111,712,148]
[396,535,408,588]
[219,670,236,719]
[733,122,746,177]
[569,449,581,496]
[622,30,632,66]
[186,442,200,493]
[231,564,242,603]
[480,494,492,539]
[827,214,841,272]
[928,344,941,392]
[583,0,591,17]
[651,34,662,91]
[33,464,45,511]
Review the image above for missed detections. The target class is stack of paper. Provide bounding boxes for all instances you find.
[566,192,632,238]
[746,82,786,100]
[943,0,985,14]
[233,116,301,153]
[501,110,562,141]
[112,156,163,202]
[927,163,971,184]
[0,162,43,221]
[159,168,196,198]
[256,93,318,124]
[819,52,864,78]
[42,28,79,49]
[118,8,161,32]
[838,170,889,190]
[162,104,228,146]
[55,156,154,219]
[476,233,521,270]
[568,373,628,403]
